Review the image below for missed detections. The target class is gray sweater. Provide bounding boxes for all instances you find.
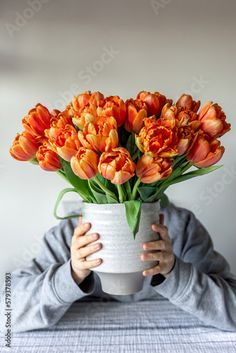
[1,202,236,332]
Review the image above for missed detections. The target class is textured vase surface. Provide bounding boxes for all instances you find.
[82,201,160,295]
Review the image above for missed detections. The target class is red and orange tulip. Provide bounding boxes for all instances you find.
[98,147,136,184]
[10,131,40,161]
[136,117,179,158]
[136,154,172,183]
[22,104,52,140]
[71,147,99,179]
[78,116,118,153]
[36,145,61,171]
[125,98,147,133]
[198,102,231,138]
[187,134,225,168]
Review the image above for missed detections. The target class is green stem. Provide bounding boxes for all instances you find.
[93,175,118,201]
[131,178,141,200]
[124,181,132,199]
[116,184,125,203]
[132,149,140,161]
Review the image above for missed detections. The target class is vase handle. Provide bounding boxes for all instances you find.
[54,188,82,220]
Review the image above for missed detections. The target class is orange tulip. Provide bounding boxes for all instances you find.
[198,102,231,138]
[72,107,97,130]
[22,104,52,140]
[102,96,126,127]
[36,145,61,171]
[10,131,40,161]
[71,91,104,115]
[98,147,136,184]
[176,94,200,112]
[177,126,198,155]
[46,123,80,162]
[137,91,170,116]
[159,103,178,129]
[136,154,172,183]
[78,116,118,153]
[70,92,104,130]
[187,134,225,168]
[125,98,147,133]
[136,117,179,158]
[160,103,200,130]
[71,148,98,179]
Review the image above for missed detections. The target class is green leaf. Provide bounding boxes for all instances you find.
[169,165,222,185]
[126,133,135,155]
[106,194,119,204]
[159,193,170,208]
[138,186,157,202]
[124,200,142,239]
[88,180,108,204]
[60,159,94,202]
[54,188,82,220]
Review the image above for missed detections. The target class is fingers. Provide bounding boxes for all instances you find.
[73,232,99,249]
[151,223,169,240]
[141,250,173,263]
[79,257,102,269]
[143,239,171,252]
[143,263,161,276]
[73,222,91,238]
[78,242,102,259]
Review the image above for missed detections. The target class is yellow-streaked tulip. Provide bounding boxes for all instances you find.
[78,116,118,153]
[71,148,99,179]
[136,117,179,158]
[98,147,136,184]
[10,131,39,161]
[136,154,172,184]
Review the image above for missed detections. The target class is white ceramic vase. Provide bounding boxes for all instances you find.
[81,201,161,295]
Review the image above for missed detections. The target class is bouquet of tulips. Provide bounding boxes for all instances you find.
[10,91,231,238]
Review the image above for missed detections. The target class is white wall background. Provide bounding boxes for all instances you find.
[0,0,235,284]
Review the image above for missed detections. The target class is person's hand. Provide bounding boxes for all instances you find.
[71,217,103,285]
[141,214,175,278]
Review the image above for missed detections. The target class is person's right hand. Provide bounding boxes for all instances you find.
[71,217,103,285]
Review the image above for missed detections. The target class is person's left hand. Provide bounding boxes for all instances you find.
[140,214,176,278]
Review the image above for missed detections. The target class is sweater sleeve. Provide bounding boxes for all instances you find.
[0,218,98,333]
[151,207,236,331]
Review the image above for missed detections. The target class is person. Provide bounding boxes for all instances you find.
[1,202,236,332]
